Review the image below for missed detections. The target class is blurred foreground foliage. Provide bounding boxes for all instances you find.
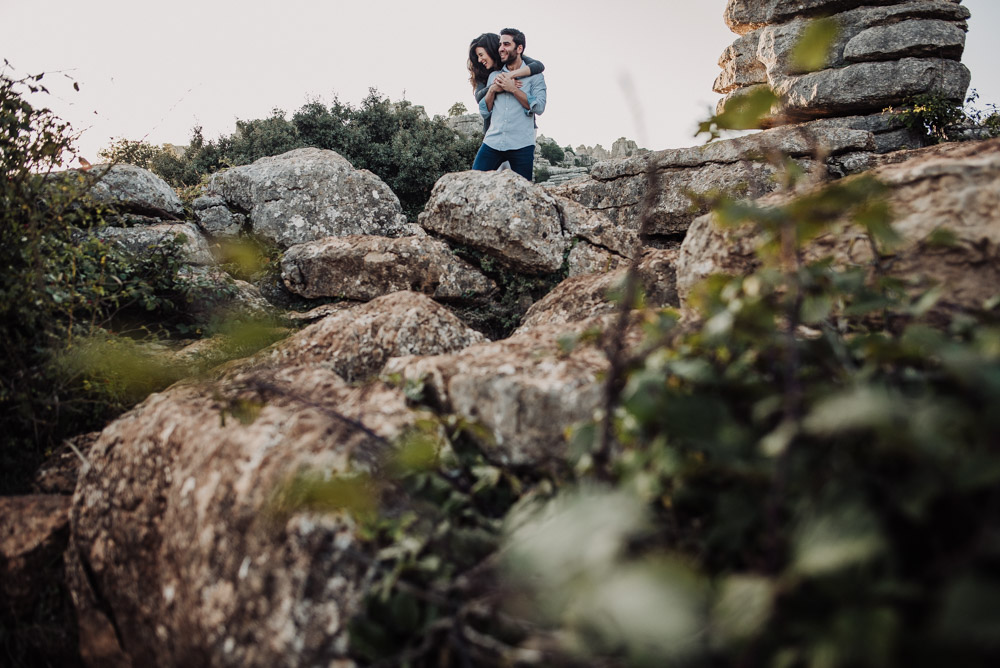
[294,44,1000,663]
[330,166,1000,666]
[0,72,285,495]
[101,90,481,219]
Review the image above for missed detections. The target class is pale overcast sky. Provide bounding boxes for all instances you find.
[4,0,998,163]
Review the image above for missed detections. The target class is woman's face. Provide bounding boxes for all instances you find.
[475,47,495,70]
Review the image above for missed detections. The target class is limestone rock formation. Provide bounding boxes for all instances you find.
[261,291,488,382]
[419,169,637,275]
[280,235,495,302]
[95,222,215,266]
[550,120,874,243]
[716,0,972,128]
[419,170,572,274]
[83,163,184,219]
[444,112,484,139]
[193,194,246,238]
[383,321,611,467]
[515,248,679,333]
[677,138,1000,319]
[67,365,419,667]
[206,147,411,248]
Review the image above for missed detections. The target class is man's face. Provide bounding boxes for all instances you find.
[498,35,522,66]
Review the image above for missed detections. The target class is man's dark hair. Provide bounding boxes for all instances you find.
[500,28,525,53]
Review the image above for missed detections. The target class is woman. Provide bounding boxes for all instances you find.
[468,32,544,133]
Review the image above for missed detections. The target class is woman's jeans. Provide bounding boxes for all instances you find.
[472,144,536,181]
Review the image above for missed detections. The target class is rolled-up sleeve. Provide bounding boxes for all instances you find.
[525,76,546,116]
[480,72,497,121]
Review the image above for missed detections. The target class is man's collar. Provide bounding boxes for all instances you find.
[502,57,525,72]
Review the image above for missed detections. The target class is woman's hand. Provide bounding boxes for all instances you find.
[497,73,520,94]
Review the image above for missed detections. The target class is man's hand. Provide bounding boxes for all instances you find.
[497,73,520,94]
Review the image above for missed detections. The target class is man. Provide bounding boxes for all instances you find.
[472,28,547,181]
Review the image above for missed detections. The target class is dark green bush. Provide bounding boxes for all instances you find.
[539,140,564,165]
[145,91,480,220]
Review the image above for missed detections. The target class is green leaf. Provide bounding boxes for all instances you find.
[711,87,781,132]
[792,505,885,576]
[790,18,840,73]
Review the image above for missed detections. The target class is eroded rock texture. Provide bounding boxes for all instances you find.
[205,147,411,248]
[67,366,416,668]
[548,121,874,244]
[84,163,185,219]
[677,138,1000,320]
[280,235,495,302]
[716,0,972,128]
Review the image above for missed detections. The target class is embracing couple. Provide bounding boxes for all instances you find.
[467,28,547,181]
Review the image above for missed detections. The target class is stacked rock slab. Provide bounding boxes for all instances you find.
[716,0,972,148]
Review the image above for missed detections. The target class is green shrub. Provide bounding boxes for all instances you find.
[539,140,564,165]
[889,89,1000,144]
[151,91,480,220]
[533,165,551,183]
[98,137,162,169]
[0,73,268,493]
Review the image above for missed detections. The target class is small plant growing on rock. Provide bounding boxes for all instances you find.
[888,89,1000,144]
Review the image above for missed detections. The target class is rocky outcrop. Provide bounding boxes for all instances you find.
[419,170,570,273]
[418,169,639,276]
[515,248,679,333]
[205,147,412,248]
[677,138,1000,319]
[280,234,495,302]
[261,291,487,382]
[444,112,483,139]
[193,194,246,238]
[384,321,611,467]
[95,222,215,266]
[67,365,419,667]
[550,121,876,243]
[716,0,972,128]
[84,163,184,220]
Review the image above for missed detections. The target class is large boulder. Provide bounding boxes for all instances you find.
[84,164,184,219]
[67,365,419,667]
[64,287,502,665]
[418,170,571,274]
[383,322,614,467]
[206,147,411,248]
[260,291,488,382]
[280,235,495,302]
[676,138,1000,318]
[95,222,215,266]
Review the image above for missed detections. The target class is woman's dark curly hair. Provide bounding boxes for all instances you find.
[468,32,501,90]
